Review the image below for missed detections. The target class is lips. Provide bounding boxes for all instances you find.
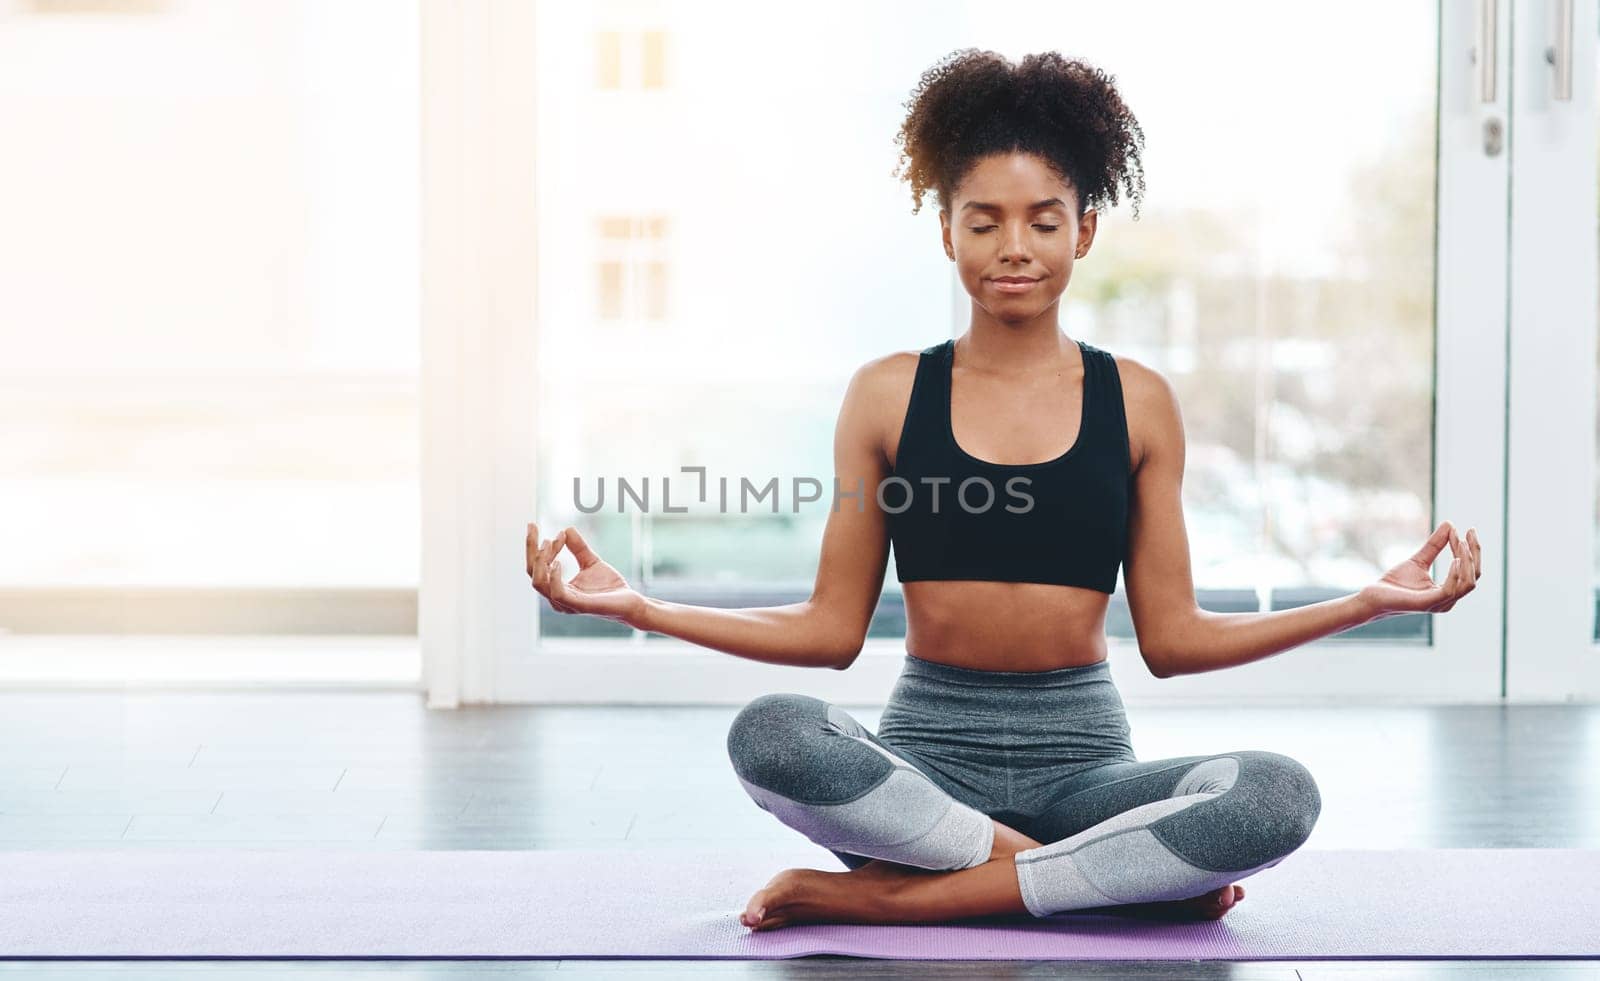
[989,276,1042,294]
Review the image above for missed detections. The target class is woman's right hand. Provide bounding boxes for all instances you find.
[526,522,646,627]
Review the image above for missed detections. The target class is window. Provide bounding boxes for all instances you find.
[594,29,669,91]
[536,1,1438,645]
[0,0,420,635]
[596,216,672,323]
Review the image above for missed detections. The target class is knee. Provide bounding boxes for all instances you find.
[1153,750,1321,872]
[1237,750,1321,855]
[726,693,898,806]
[725,692,818,784]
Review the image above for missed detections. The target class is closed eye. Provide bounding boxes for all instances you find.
[969,225,1061,233]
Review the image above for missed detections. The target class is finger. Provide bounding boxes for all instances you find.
[526,523,539,578]
[1440,525,1465,579]
[538,563,574,612]
[530,542,544,589]
[548,559,571,604]
[531,538,552,592]
[1412,521,1452,566]
[1442,559,1469,610]
[1429,547,1451,588]
[1468,527,1481,582]
[1453,527,1475,586]
[1445,553,1465,599]
[1431,555,1460,607]
[1433,521,1459,560]
[540,530,566,566]
[564,526,601,568]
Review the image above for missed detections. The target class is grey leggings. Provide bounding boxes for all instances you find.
[726,653,1321,917]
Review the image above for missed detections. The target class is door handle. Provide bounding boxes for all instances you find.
[1476,0,1498,103]
[1544,0,1574,101]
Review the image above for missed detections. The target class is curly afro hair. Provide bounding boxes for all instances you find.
[892,49,1146,222]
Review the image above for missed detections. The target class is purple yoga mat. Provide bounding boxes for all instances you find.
[1,846,1596,960]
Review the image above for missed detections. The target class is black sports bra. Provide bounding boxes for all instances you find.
[884,336,1132,593]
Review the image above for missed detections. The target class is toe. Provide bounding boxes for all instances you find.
[741,892,769,927]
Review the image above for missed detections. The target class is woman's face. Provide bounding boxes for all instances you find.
[939,152,1097,322]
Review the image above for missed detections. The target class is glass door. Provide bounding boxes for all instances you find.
[425,1,1546,705]
[1508,0,1599,702]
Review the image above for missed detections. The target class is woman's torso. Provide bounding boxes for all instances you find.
[881,335,1140,672]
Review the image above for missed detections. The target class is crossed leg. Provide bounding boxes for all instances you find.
[725,692,999,873]
[1010,751,1322,916]
[726,692,1321,928]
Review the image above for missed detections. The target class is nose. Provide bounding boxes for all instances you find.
[998,222,1033,265]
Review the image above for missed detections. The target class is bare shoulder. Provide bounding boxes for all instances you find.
[849,347,920,389]
[841,347,924,468]
[1108,353,1182,473]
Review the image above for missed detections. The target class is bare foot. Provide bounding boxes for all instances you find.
[739,860,927,931]
[1109,883,1245,921]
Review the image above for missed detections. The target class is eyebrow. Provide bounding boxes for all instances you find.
[960,198,1068,214]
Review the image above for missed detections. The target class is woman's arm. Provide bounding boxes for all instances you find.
[528,356,901,671]
[1120,358,1483,679]
[1153,593,1377,678]
[1158,526,1480,678]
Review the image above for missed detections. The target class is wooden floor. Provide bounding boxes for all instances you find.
[0,691,1596,979]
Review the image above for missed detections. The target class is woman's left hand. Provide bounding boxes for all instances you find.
[1358,521,1481,620]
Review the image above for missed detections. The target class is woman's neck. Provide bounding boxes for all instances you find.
[959,313,1074,375]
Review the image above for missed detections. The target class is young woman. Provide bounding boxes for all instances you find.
[525,49,1482,931]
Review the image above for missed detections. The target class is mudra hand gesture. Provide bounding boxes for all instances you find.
[1358,521,1481,620]
[525,522,645,626]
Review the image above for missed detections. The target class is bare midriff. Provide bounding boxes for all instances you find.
[900,579,1110,671]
